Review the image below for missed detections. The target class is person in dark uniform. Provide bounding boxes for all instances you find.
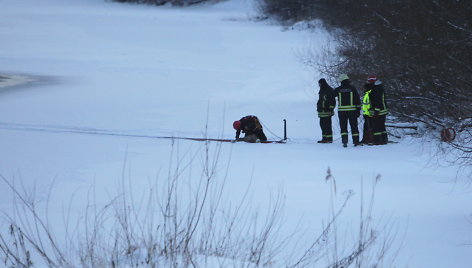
[370,76,389,145]
[316,78,336,143]
[334,74,361,147]
[233,115,267,143]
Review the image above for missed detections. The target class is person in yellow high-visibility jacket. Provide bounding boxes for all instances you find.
[360,81,374,144]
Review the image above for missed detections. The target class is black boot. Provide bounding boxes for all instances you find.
[318,137,333,143]
[341,135,348,146]
[353,135,361,146]
[382,134,389,144]
[372,135,382,145]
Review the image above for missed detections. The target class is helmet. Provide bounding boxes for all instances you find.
[338,74,349,82]
[367,75,377,83]
[233,120,241,130]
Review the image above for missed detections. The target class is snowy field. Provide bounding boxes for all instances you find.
[0,0,470,267]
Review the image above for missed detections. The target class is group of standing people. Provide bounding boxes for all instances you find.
[231,73,388,145]
[317,74,389,147]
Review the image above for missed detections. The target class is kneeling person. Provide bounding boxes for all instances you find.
[233,115,268,143]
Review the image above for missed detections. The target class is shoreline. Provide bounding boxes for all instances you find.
[0,74,37,90]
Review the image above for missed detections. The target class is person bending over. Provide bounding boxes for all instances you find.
[233,115,268,143]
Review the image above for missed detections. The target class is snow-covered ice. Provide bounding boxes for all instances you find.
[0,0,470,267]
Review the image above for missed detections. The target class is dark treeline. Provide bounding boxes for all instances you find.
[260,0,472,166]
[260,0,472,131]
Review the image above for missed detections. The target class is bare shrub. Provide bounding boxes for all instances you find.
[259,0,472,177]
[1,143,401,267]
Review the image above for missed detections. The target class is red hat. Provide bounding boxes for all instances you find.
[233,120,241,130]
[367,75,377,83]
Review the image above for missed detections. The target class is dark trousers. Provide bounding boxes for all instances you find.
[338,111,359,144]
[372,115,388,143]
[361,115,373,143]
[319,116,333,141]
[247,128,267,142]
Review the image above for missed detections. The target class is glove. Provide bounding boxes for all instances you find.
[356,110,360,118]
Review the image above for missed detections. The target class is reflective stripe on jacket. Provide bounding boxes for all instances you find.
[371,81,389,115]
[317,83,336,118]
[334,80,361,112]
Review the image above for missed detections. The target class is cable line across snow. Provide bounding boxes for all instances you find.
[0,122,286,144]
